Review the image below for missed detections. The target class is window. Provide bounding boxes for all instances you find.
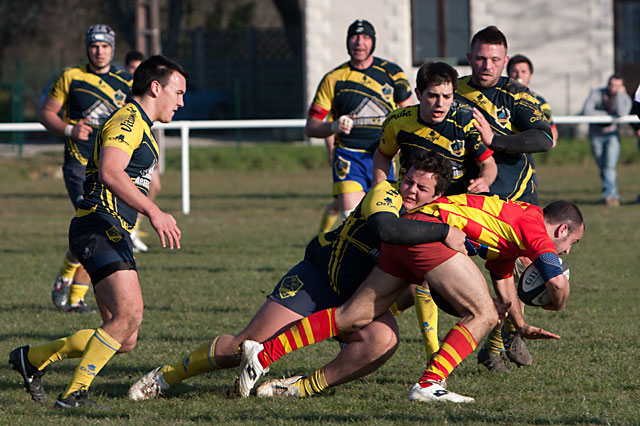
[411,0,470,66]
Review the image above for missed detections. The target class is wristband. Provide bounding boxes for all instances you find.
[64,124,73,137]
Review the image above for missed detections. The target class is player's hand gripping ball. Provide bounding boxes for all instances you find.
[517,258,570,306]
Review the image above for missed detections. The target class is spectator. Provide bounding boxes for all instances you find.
[583,74,632,206]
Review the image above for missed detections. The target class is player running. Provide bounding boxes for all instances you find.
[307,19,414,230]
[38,25,132,312]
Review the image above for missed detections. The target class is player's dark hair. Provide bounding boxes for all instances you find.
[470,25,508,50]
[125,50,145,66]
[507,54,533,75]
[416,62,459,93]
[543,201,585,233]
[132,55,188,97]
[407,151,453,195]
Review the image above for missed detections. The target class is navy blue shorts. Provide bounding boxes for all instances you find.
[332,146,394,196]
[62,159,86,209]
[69,215,137,284]
[268,259,349,317]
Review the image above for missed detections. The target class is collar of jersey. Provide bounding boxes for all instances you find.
[128,99,154,128]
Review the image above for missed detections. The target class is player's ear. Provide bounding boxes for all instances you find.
[150,80,162,97]
[414,88,422,102]
[556,223,569,239]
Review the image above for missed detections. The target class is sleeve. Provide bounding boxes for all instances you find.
[519,210,557,262]
[307,73,334,121]
[512,88,553,136]
[360,181,403,218]
[101,106,143,156]
[378,113,401,157]
[389,64,412,104]
[48,69,71,105]
[611,91,632,116]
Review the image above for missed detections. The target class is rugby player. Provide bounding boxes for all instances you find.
[38,25,132,312]
[10,55,186,408]
[507,54,559,146]
[127,151,464,401]
[238,197,584,403]
[418,26,557,372]
[306,19,414,226]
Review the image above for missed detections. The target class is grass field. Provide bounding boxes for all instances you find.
[1,143,639,425]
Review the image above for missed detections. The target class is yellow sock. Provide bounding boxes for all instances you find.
[68,283,90,305]
[319,209,339,233]
[61,328,121,398]
[486,325,505,353]
[503,316,517,334]
[291,368,329,397]
[59,253,80,281]
[160,337,220,386]
[414,286,440,361]
[27,329,95,370]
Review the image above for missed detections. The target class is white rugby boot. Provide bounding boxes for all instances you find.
[128,366,170,401]
[235,340,268,397]
[256,375,305,397]
[409,381,475,403]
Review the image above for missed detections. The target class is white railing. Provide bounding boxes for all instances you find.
[0,116,637,214]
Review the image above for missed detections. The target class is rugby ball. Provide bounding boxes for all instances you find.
[517,258,570,307]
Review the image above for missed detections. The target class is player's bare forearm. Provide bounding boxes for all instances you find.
[372,149,392,185]
[492,276,526,329]
[542,274,570,311]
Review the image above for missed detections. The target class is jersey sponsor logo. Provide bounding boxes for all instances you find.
[389,109,412,120]
[134,159,157,191]
[113,89,127,108]
[83,100,117,127]
[529,108,545,123]
[376,196,394,207]
[380,83,394,104]
[351,97,388,127]
[120,106,137,132]
[449,139,465,157]
[386,188,400,196]
[495,107,511,128]
[334,156,351,180]
[106,226,123,242]
[278,275,304,299]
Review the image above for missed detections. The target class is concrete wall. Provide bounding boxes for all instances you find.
[303,0,615,122]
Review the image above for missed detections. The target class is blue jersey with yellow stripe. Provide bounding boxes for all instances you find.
[378,103,493,195]
[308,57,411,153]
[48,64,132,165]
[76,100,158,231]
[455,76,551,204]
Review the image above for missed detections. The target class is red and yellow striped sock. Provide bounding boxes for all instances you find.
[417,322,477,387]
[257,308,339,369]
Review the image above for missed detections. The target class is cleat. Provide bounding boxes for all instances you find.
[131,230,148,253]
[409,381,475,403]
[52,273,72,309]
[236,340,268,397]
[9,346,47,403]
[477,346,512,373]
[54,390,109,410]
[128,367,169,401]
[503,332,533,366]
[256,375,304,398]
[65,300,96,314]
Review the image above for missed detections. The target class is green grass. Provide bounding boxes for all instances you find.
[1,144,639,425]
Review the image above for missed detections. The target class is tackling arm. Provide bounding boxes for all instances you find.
[372,149,393,186]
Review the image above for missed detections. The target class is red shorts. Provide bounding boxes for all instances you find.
[377,212,457,282]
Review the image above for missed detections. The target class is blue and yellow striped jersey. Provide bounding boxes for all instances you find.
[76,100,158,231]
[455,76,551,204]
[308,57,411,153]
[378,103,493,195]
[47,64,132,165]
[311,180,404,295]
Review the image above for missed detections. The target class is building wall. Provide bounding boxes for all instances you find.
[303,0,615,124]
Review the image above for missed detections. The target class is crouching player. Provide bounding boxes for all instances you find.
[128,151,464,400]
[238,196,584,403]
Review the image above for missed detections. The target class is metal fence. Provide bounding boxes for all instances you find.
[0,115,638,215]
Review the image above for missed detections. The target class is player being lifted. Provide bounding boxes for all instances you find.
[38,25,132,312]
[307,19,414,232]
